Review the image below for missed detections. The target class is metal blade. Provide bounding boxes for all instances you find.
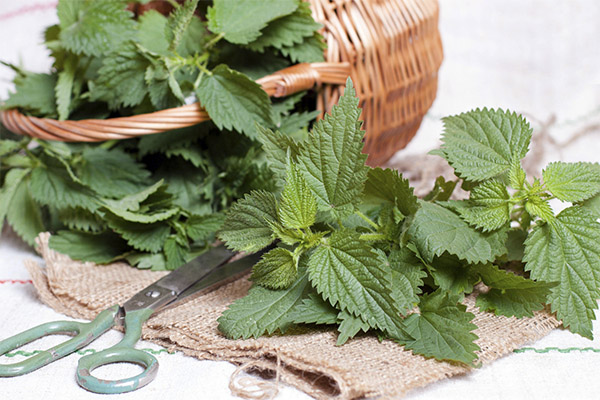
[123,245,234,313]
[176,250,265,302]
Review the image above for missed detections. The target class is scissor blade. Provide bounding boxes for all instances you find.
[176,250,265,302]
[123,245,234,313]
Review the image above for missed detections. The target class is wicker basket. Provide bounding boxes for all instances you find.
[0,0,443,166]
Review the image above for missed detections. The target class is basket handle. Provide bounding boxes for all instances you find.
[0,62,352,142]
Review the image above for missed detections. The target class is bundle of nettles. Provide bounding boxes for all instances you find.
[217,80,600,365]
[0,0,325,269]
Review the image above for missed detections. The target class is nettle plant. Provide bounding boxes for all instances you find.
[217,80,600,365]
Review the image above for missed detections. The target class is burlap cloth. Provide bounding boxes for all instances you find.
[25,232,560,400]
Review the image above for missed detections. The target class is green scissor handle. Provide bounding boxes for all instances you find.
[76,307,157,394]
[0,305,119,377]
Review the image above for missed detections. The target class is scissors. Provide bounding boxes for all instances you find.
[0,245,262,394]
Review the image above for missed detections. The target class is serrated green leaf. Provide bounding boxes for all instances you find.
[289,293,339,325]
[137,10,170,55]
[0,140,22,157]
[581,193,600,219]
[167,0,199,52]
[308,230,404,339]
[399,290,480,365]
[256,125,303,184]
[543,162,600,202]
[508,160,526,190]
[363,168,419,217]
[218,190,278,252]
[247,1,321,52]
[49,230,129,264]
[525,195,554,222]
[207,0,298,45]
[4,73,57,117]
[458,180,511,232]
[279,33,326,63]
[138,124,206,156]
[102,180,165,213]
[55,55,76,120]
[165,146,207,168]
[408,201,508,264]
[337,309,370,345]
[388,247,426,315]
[474,263,556,318]
[57,207,105,233]
[439,108,532,182]
[6,175,44,246]
[524,206,600,338]
[0,168,30,226]
[426,253,478,296]
[57,0,136,56]
[251,247,298,289]
[30,161,98,211]
[218,264,310,339]
[89,44,150,109]
[105,214,170,253]
[187,213,225,241]
[78,147,151,198]
[298,79,368,220]
[505,228,527,261]
[196,65,274,138]
[102,204,179,224]
[279,161,317,229]
[164,236,188,270]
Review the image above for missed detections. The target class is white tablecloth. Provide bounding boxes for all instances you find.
[1,1,600,399]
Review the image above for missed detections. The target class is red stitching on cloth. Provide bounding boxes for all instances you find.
[0,2,57,22]
[0,280,33,285]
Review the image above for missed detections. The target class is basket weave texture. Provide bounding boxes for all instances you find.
[0,0,443,165]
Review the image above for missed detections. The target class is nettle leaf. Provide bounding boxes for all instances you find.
[289,293,339,325]
[279,161,317,229]
[581,193,600,219]
[400,290,480,365]
[280,33,326,63]
[438,108,532,182]
[207,0,298,45]
[256,125,303,184]
[458,179,511,232]
[167,0,200,52]
[543,162,600,203]
[408,201,508,265]
[524,206,600,339]
[251,247,298,289]
[337,309,370,345]
[218,265,310,339]
[218,190,278,252]
[57,0,136,56]
[298,79,368,220]
[423,176,458,202]
[137,10,170,55]
[187,213,225,241]
[6,175,44,246]
[4,73,57,117]
[525,195,554,223]
[0,140,22,157]
[388,247,426,315]
[247,1,321,52]
[196,65,274,138]
[308,230,404,339]
[474,263,556,318]
[164,236,188,270]
[55,55,77,120]
[57,207,104,233]
[105,214,170,253]
[102,180,165,213]
[127,252,166,271]
[508,160,526,190]
[78,147,151,198]
[426,253,479,296]
[0,168,30,226]
[363,168,419,217]
[49,230,129,264]
[30,162,98,211]
[89,44,150,109]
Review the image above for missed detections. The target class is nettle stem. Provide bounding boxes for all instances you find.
[355,210,379,231]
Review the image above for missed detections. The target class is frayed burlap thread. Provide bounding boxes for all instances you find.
[25,233,560,400]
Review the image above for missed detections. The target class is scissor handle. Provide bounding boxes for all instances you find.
[0,306,119,376]
[76,308,157,394]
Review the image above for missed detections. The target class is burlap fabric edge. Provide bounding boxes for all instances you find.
[24,232,561,400]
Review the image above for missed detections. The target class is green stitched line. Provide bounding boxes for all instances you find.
[514,347,600,354]
[2,348,172,358]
